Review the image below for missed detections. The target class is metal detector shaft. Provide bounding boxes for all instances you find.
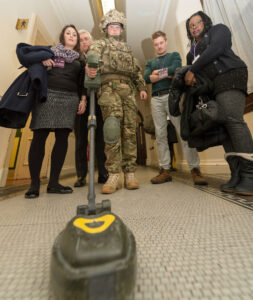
[87,88,97,214]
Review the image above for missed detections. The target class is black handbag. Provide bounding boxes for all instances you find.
[190,97,219,136]
[168,88,182,117]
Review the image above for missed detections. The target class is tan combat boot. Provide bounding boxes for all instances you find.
[124,173,139,190]
[151,168,172,184]
[101,173,122,194]
[191,168,208,185]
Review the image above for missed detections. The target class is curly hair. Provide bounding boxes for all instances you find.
[59,24,80,54]
[186,11,213,44]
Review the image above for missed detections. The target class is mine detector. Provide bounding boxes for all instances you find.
[50,54,137,300]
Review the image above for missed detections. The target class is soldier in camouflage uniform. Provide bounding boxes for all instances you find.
[86,9,147,194]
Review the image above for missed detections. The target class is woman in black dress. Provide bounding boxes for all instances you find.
[25,24,86,198]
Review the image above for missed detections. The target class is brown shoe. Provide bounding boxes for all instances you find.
[101,173,121,194]
[125,173,139,190]
[191,168,208,185]
[151,168,172,184]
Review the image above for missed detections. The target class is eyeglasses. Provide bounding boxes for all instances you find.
[80,37,90,42]
[189,20,203,29]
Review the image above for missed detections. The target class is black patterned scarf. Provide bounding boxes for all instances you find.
[50,43,79,63]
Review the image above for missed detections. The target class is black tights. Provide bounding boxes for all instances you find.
[28,129,70,190]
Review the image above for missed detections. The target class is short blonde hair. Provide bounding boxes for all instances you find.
[152,31,167,41]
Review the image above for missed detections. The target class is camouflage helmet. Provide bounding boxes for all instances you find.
[99,9,126,32]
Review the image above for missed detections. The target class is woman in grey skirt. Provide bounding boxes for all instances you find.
[25,24,86,198]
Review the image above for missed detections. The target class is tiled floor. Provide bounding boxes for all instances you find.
[0,166,253,300]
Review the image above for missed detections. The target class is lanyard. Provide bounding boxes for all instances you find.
[191,41,199,58]
[156,54,167,69]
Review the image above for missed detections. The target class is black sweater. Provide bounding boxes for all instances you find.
[47,59,86,97]
[187,24,248,95]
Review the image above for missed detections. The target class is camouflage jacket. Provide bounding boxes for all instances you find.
[88,37,147,92]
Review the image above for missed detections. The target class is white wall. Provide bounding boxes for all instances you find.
[164,0,202,64]
[0,0,62,96]
[0,0,62,186]
[245,111,253,136]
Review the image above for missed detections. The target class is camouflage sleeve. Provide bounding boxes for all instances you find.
[132,58,147,92]
[87,39,106,68]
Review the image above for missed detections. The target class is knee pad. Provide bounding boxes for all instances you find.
[103,117,120,144]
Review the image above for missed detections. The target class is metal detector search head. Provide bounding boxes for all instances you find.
[50,211,136,300]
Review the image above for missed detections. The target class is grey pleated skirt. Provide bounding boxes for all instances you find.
[30,88,79,130]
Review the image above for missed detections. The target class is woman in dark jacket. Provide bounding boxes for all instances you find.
[25,24,86,198]
[184,11,253,196]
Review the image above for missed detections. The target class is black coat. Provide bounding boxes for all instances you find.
[180,74,214,141]
[169,68,228,151]
[0,43,54,128]
[187,24,247,75]
[179,74,227,151]
[168,66,189,117]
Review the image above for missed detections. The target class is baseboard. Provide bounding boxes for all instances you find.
[60,166,76,177]
[146,158,159,168]
[176,159,230,174]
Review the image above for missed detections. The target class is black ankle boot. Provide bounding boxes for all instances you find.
[220,156,240,193]
[47,183,73,194]
[235,156,253,196]
[25,179,40,198]
[74,177,86,187]
[221,177,240,193]
[98,172,109,184]
[25,188,39,198]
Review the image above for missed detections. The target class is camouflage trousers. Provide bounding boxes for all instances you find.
[98,80,137,173]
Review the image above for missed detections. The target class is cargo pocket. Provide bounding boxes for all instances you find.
[98,86,114,106]
[116,83,132,98]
